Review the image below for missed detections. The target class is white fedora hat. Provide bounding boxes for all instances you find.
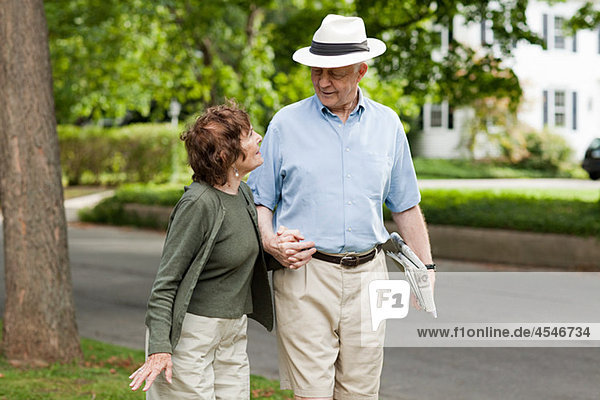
[292,14,386,68]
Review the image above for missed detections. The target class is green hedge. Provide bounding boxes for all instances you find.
[58,124,189,185]
[79,184,184,230]
[83,184,600,238]
[418,189,600,238]
[57,124,587,186]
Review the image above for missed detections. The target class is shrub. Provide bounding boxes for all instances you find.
[78,184,184,230]
[513,129,573,172]
[58,124,188,185]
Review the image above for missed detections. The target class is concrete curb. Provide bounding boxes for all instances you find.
[384,221,599,270]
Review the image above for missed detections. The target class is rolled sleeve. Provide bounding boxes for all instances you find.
[248,124,282,210]
[385,123,421,213]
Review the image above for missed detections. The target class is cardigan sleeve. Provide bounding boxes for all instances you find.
[145,197,208,355]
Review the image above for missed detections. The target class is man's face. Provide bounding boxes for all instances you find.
[311,63,367,111]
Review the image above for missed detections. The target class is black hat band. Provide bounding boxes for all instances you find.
[309,40,370,56]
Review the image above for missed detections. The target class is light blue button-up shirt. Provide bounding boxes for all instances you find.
[247,89,420,253]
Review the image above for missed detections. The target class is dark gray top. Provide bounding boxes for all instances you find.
[187,187,258,318]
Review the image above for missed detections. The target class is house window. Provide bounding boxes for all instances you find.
[543,90,579,130]
[554,17,565,49]
[543,15,576,51]
[430,104,443,127]
[554,90,566,127]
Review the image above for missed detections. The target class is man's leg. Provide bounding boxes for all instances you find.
[334,251,388,400]
[274,260,342,399]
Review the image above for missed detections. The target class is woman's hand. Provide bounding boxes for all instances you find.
[129,352,173,392]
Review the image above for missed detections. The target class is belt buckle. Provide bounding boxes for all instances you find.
[340,253,360,267]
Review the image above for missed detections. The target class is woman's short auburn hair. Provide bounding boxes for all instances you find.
[180,102,251,187]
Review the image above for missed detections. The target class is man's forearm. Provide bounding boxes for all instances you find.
[256,205,277,253]
[391,205,433,265]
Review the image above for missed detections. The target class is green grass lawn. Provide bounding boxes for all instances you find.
[0,332,293,400]
[413,157,588,179]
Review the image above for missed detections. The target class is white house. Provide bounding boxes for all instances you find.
[414,0,600,160]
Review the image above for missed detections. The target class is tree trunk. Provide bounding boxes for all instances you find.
[0,0,82,364]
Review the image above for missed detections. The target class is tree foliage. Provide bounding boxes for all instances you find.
[45,0,597,133]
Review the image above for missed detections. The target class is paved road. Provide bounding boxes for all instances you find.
[1,224,599,399]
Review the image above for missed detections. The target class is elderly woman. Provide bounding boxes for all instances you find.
[129,102,273,399]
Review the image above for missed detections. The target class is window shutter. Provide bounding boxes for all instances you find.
[481,20,487,45]
[543,14,548,49]
[543,90,548,126]
[572,92,577,130]
[572,31,577,52]
[448,107,454,130]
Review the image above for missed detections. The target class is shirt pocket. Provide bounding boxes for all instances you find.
[355,153,392,199]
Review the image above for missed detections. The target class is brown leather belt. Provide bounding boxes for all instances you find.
[312,244,383,267]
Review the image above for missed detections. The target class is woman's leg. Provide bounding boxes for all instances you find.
[147,313,220,400]
[213,315,250,400]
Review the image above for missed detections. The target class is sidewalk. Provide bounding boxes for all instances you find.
[64,190,115,222]
[0,190,114,224]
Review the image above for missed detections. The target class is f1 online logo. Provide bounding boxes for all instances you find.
[368,280,410,331]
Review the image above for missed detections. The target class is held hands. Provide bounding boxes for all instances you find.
[267,225,316,269]
[129,352,173,392]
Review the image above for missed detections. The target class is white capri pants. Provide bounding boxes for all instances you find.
[146,313,249,400]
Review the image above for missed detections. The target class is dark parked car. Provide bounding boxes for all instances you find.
[582,138,600,180]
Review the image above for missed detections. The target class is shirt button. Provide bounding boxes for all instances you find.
[346,174,351,178]
[347,227,352,232]
[347,201,352,205]
[338,124,342,128]
[345,147,350,152]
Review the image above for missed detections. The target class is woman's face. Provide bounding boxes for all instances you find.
[236,125,263,176]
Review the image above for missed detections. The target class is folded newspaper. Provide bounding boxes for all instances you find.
[386,232,437,318]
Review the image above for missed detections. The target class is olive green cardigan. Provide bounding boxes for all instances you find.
[145,180,273,355]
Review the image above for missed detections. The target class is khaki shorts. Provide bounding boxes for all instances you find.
[146,313,249,400]
[273,251,388,399]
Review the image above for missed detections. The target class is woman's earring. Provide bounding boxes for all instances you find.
[234,167,239,178]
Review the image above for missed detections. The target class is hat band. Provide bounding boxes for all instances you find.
[309,40,370,56]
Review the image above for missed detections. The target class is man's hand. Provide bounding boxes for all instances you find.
[266,225,316,269]
[129,352,172,392]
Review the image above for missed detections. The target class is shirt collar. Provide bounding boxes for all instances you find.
[314,87,366,118]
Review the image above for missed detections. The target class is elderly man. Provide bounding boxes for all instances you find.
[248,14,435,400]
